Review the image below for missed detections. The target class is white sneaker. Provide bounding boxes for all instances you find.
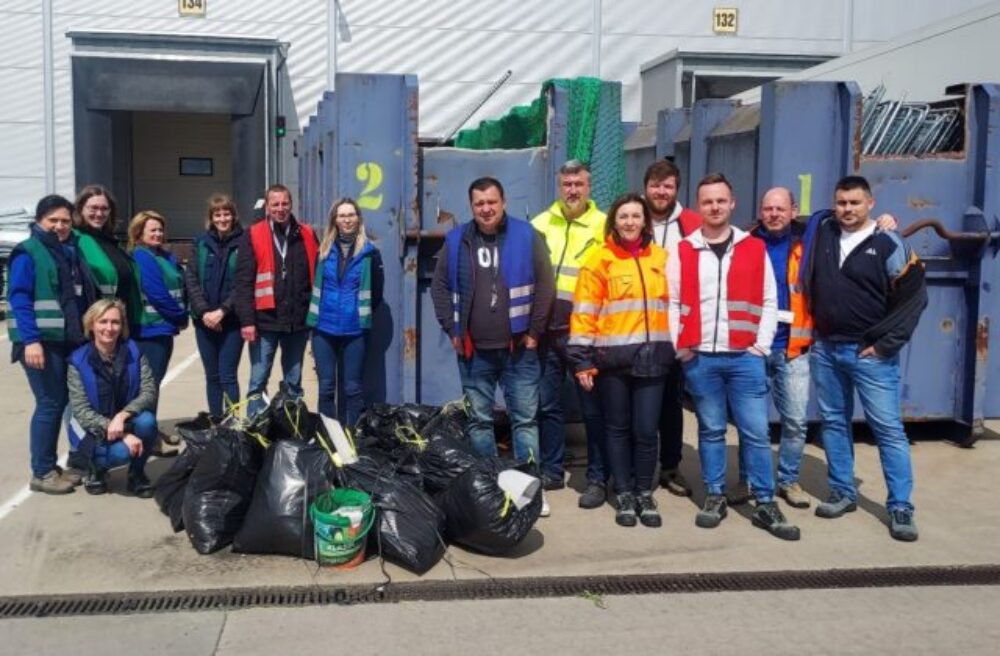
[540,492,551,518]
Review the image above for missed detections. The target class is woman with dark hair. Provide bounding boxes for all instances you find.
[68,299,158,496]
[184,194,247,416]
[8,194,97,494]
[307,198,384,426]
[568,193,674,528]
[128,210,188,386]
[73,186,140,316]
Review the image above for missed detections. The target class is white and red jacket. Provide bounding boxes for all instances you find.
[667,226,778,354]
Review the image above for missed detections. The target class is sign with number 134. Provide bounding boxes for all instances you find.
[179,0,206,18]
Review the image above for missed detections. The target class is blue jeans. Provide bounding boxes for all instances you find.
[810,340,914,512]
[312,330,367,427]
[770,351,810,486]
[457,344,540,463]
[194,324,245,416]
[599,372,664,495]
[247,329,310,415]
[92,411,158,475]
[684,351,775,502]
[21,343,70,478]
[136,335,174,386]
[538,332,607,484]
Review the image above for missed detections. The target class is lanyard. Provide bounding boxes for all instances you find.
[271,219,289,279]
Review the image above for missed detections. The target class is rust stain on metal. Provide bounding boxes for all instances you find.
[403,327,418,361]
[940,318,954,333]
[907,196,936,210]
[438,210,455,225]
[853,96,863,171]
[404,257,418,274]
[976,317,989,361]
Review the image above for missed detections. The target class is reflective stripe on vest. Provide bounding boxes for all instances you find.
[249,220,318,311]
[6,238,67,342]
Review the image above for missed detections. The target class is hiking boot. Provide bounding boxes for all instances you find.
[56,464,85,487]
[127,471,155,499]
[539,492,551,518]
[636,492,662,528]
[815,492,858,519]
[752,501,801,541]
[695,494,728,529]
[84,465,107,495]
[152,437,181,458]
[615,492,637,527]
[578,482,607,509]
[29,470,75,495]
[726,480,752,506]
[778,482,811,509]
[542,474,566,491]
[889,509,919,542]
[660,468,692,497]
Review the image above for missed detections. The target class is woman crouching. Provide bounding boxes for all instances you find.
[68,299,159,496]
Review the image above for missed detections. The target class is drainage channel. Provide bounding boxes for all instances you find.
[2,565,999,620]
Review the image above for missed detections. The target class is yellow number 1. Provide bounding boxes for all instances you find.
[797,173,812,216]
[356,162,384,210]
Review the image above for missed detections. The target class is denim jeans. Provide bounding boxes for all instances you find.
[768,350,810,486]
[537,332,607,483]
[136,335,175,386]
[598,372,665,495]
[92,410,158,475]
[457,344,540,463]
[247,329,310,416]
[312,330,367,427]
[194,324,245,416]
[658,359,685,470]
[20,343,71,478]
[810,340,914,512]
[683,351,775,502]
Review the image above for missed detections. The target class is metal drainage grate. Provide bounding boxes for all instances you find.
[2,565,999,620]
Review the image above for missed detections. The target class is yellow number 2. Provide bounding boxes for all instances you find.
[356,162,384,210]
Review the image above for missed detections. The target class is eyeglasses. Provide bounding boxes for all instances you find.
[336,212,358,218]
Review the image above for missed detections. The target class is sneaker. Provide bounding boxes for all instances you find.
[778,482,811,509]
[815,492,858,519]
[84,466,108,495]
[726,480,752,506]
[56,464,85,487]
[29,470,75,495]
[889,508,919,542]
[752,501,801,541]
[542,474,566,491]
[695,494,728,529]
[636,492,662,528]
[660,468,692,497]
[152,438,181,458]
[127,472,155,499]
[539,492,551,518]
[615,492,637,527]
[578,482,607,509]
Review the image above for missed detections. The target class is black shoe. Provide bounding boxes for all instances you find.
[695,494,728,528]
[578,482,606,509]
[615,492,637,527]
[889,508,919,542]
[127,471,154,499]
[84,466,107,495]
[752,501,801,541]
[636,492,662,528]
[542,474,566,491]
[815,492,858,519]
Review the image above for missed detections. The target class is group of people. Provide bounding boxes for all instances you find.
[430,161,927,543]
[10,184,383,497]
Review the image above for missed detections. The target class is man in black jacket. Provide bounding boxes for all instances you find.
[234,185,319,416]
[802,175,927,542]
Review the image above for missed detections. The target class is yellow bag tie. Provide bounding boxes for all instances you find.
[499,491,513,519]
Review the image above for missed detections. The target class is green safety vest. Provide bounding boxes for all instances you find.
[75,229,120,297]
[531,200,606,302]
[6,238,66,342]
[134,246,186,328]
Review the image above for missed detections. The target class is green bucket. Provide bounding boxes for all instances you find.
[310,488,375,567]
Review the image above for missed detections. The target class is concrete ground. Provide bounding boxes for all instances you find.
[0,329,998,652]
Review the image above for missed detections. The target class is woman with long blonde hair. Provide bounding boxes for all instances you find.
[306,198,383,425]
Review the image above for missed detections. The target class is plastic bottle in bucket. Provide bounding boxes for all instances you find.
[310,488,374,567]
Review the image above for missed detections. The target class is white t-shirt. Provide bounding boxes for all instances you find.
[839,223,877,267]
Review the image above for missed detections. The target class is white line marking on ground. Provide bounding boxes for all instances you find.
[0,347,201,523]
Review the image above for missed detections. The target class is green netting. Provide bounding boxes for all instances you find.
[453,77,626,209]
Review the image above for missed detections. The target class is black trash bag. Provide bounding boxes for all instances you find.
[340,456,446,575]
[182,428,264,554]
[354,403,438,451]
[409,402,478,494]
[232,440,335,558]
[438,460,542,557]
[268,382,315,442]
[154,414,218,532]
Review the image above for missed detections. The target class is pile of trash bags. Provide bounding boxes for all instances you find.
[154,387,543,574]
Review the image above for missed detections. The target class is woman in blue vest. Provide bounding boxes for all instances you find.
[128,210,188,385]
[67,299,158,496]
[184,194,247,416]
[307,198,384,426]
[8,195,97,494]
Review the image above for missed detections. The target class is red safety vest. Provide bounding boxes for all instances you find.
[677,235,766,351]
[677,208,702,237]
[249,219,318,311]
